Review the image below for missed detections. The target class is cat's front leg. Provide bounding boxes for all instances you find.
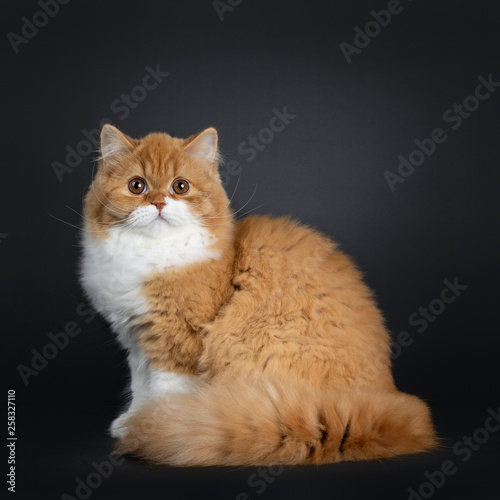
[110,349,198,438]
[110,345,150,439]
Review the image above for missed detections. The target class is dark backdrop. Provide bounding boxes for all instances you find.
[2,1,499,499]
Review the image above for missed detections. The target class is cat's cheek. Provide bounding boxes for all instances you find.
[129,205,160,228]
[161,198,198,227]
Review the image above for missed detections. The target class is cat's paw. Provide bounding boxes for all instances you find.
[109,412,131,439]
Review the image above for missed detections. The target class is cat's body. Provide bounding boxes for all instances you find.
[80,125,436,466]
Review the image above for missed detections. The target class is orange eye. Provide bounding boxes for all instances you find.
[128,177,147,195]
[171,178,190,195]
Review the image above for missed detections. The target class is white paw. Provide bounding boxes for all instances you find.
[109,412,132,439]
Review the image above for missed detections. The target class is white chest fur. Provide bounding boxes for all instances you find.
[80,222,217,436]
[80,223,219,345]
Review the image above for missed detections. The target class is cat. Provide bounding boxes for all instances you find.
[80,124,437,466]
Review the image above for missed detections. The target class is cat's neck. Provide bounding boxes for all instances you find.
[81,218,235,338]
[84,218,234,270]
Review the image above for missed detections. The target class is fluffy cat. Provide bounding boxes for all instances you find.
[80,124,437,466]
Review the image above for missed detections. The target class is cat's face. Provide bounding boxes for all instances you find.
[84,125,232,239]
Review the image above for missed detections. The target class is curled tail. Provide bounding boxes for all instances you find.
[116,379,437,466]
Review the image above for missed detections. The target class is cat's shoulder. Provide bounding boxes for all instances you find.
[234,215,336,255]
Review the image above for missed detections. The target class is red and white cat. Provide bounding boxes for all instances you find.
[80,124,437,466]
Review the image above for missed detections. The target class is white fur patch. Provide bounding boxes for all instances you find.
[130,196,209,234]
[110,349,196,439]
[81,200,216,435]
[80,202,218,341]
[149,370,197,398]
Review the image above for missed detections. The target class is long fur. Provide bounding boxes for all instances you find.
[117,378,437,466]
[80,124,438,465]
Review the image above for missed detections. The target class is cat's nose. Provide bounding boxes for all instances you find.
[151,201,166,213]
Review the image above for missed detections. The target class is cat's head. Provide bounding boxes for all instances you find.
[83,125,232,240]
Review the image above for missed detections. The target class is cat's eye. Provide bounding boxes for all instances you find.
[171,178,190,195]
[128,177,148,195]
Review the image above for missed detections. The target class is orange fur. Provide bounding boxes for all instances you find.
[117,380,436,466]
[82,125,437,466]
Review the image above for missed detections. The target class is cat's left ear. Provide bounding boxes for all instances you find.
[100,124,134,166]
[184,128,219,174]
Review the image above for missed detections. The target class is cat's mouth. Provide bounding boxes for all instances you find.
[128,203,195,231]
[153,212,181,228]
[155,213,170,224]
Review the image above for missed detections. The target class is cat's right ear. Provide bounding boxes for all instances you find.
[183,127,220,175]
[100,124,134,166]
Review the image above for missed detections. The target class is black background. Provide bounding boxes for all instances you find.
[2,1,500,499]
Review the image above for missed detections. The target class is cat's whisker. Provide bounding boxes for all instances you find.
[226,173,242,205]
[202,183,258,223]
[191,189,215,210]
[48,213,84,231]
[93,191,130,217]
[203,174,241,220]
[91,162,132,215]
[94,179,131,216]
[50,214,121,233]
[81,181,90,206]
[200,184,260,227]
[235,203,265,219]
[91,178,128,215]
[65,205,129,226]
[199,212,234,222]
[199,220,233,228]
[49,212,132,234]
[199,207,264,228]
[231,183,259,216]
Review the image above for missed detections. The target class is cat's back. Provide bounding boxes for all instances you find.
[233,215,360,288]
[201,215,394,389]
[235,215,333,254]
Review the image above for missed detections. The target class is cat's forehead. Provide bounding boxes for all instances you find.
[133,133,185,179]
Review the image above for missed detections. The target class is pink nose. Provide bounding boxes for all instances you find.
[152,201,166,213]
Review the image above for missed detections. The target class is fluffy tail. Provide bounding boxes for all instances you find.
[116,380,437,466]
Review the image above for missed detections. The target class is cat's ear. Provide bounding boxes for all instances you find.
[184,127,220,173]
[100,124,134,165]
